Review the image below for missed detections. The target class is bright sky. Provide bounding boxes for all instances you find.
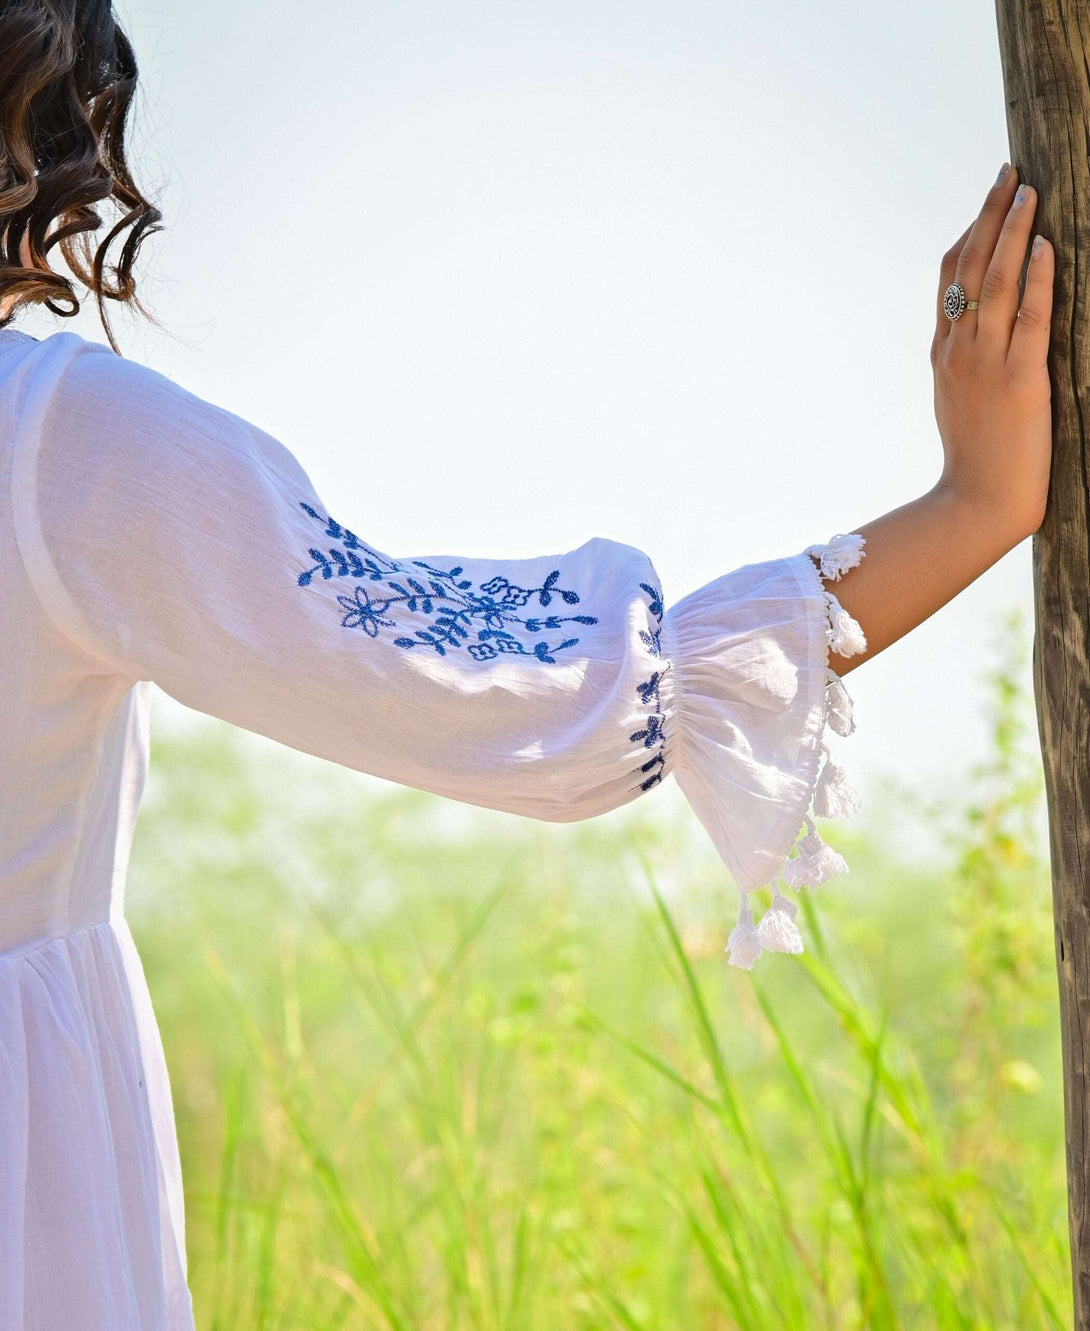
[28,1,1031,815]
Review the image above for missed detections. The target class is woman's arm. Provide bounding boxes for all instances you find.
[825,162,1053,673]
[13,169,1045,967]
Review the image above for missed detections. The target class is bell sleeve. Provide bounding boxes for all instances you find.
[11,331,869,968]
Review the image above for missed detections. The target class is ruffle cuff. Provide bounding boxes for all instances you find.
[662,532,867,969]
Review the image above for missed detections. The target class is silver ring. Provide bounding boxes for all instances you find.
[943,281,980,321]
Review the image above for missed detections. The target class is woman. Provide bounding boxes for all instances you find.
[0,3,1054,1329]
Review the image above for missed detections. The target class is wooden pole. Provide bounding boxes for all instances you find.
[994,1,1090,1321]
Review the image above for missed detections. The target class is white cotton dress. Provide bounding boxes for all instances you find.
[0,325,867,1329]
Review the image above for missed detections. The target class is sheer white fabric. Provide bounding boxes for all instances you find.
[0,327,865,1328]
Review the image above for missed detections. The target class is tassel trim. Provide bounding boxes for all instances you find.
[726,894,763,970]
[756,887,804,954]
[806,531,865,582]
[782,814,850,887]
[812,744,862,818]
[825,669,855,737]
[726,532,866,971]
[824,590,867,658]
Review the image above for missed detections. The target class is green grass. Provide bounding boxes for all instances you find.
[128,611,1070,1329]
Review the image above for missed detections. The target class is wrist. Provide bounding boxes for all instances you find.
[928,476,1039,552]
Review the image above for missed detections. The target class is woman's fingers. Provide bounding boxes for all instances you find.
[1008,232,1054,373]
[976,181,1038,346]
[935,220,974,337]
[949,164,1021,335]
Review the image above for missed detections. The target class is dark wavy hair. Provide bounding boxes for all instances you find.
[0,0,161,353]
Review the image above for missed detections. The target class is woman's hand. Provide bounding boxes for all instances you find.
[820,161,1055,675]
[931,161,1054,541]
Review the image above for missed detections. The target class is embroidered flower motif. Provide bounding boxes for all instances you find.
[336,587,397,637]
[296,501,598,664]
[479,576,531,608]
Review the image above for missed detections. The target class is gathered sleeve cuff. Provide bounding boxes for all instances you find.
[664,533,867,969]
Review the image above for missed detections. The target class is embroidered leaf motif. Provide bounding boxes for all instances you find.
[640,582,664,619]
[639,752,666,788]
[636,671,662,706]
[630,578,669,791]
[297,549,332,585]
[295,501,599,665]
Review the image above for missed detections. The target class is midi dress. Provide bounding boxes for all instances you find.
[0,325,868,1330]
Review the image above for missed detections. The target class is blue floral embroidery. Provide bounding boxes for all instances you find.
[295,501,598,663]
[631,580,669,791]
[336,587,397,638]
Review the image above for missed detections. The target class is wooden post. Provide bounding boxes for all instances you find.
[994,1,1090,1321]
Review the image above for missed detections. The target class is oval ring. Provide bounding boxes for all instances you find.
[943,281,980,321]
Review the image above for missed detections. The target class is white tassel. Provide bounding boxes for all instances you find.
[825,670,855,737]
[824,592,867,658]
[813,751,862,818]
[808,532,866,582]
[756,888,804,954]
[782,816,849,889]
[726,893,763,970]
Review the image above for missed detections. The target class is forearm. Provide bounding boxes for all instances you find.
[826,483,1032,675]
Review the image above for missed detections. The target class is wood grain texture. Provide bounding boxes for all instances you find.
[994,0,1090,1322]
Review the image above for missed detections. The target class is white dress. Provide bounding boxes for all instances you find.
[0,326,867,1329]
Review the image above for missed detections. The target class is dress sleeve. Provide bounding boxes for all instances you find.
[11,332,869,968]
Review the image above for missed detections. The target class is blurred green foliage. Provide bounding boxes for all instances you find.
[129,610,1068,1329]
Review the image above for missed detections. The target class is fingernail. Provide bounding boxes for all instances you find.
[1033,233,1045,255]
[1014,183,1030,207]
[996,161,1010,184]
